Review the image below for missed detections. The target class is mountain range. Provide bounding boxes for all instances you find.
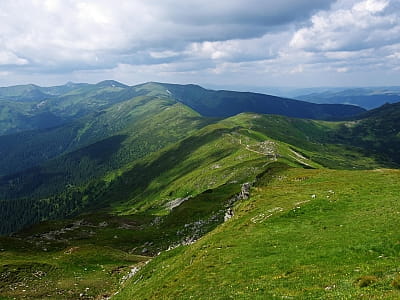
[0,81,399,299]
[294,87,400,109]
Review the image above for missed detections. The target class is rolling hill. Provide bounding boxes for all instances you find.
[0,81,365,136]
[115,165,400,299]
[154,82,366,119]
[0,108,387,235]
[0,81,399,299]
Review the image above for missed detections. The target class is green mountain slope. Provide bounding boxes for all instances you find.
[0,111,328,298]
[0,106,398,299]
[333,102,400,166]
[0,102,211,233]
[0,109,386,235]
[0,93,209,177]
[0,81,366,136]
[0,118,302,298]
[0,81,131,135]
[1,81,399,299]
[157,82,366,119]
[115,165,400,299]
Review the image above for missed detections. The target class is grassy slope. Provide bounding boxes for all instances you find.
[334,102,400,166]
[156,82,366,119]
[0,97,209,198]
[0,111,397,299]
[0,123,277,299]
[0,92,172,176]
[96,111,380,216]
[116,165,400,299]
[0,111,381,234]
[0,113,332,299]
[0,82,127,136]
[227,113,384,169]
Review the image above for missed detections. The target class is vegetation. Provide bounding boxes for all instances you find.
[334,102,400,165]
[0,81,399,299]
[115,166,400,299]
[0,110,383,235]
[158,82,366,119]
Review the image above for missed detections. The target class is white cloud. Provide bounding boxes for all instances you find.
[0,0,330,69]
[0,0,399,87]
[336,67,349,73]
[353,0,388,13]
[0,51,28,65]
[290,0,398,52]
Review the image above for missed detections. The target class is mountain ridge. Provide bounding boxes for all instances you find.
[0,81,399,299]
[0,81,366,136]
[295,87,400,109]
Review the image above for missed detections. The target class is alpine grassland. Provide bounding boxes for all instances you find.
[0,82,399,299]
[115,165,400,299]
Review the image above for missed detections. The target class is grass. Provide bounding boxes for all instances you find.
[0,240,146,299]
[0,180,245,299]
[115,165,400,299]
[1,109,399,298]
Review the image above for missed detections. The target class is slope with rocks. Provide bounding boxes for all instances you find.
[115,165,400,299]
[0,107,398,299]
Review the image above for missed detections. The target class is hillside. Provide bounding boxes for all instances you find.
[115,166,400,299]
[0,95,209,177]
[333,102,400,166]
[0,115,318,298]
[1,158,399,298]
[156,83,366,119]
[1,80,366,177]
[1,110,385,235]
[0,81,131,135]
[0,81,366,136]
[0,82,399,299]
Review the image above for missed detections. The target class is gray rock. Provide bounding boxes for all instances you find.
[240,182,251,199]
[165,196,192,211]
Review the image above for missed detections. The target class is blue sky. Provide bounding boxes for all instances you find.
[0,0,399,88]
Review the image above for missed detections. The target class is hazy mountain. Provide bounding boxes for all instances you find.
[295,87,400,109]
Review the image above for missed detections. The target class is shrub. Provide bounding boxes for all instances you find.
[355,275,378,288]
[391,275,400,289]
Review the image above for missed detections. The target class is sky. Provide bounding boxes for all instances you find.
[0,0,400,88]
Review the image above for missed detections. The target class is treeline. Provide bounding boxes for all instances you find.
[0,180,107,235]
[334,103,400,166]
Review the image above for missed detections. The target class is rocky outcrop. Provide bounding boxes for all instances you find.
[224,182,251,221]
[224,208,234,221]
[164,196,192,211]
[240,182,251,200]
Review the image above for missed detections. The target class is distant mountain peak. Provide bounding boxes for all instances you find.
[96,80,127,88]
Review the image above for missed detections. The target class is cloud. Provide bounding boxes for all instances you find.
[0,1,332,70]
[0,51,28,65]
[0,0,399,87]
[290,0,400,52]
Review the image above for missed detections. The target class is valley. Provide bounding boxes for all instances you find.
[0,81,399,299]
